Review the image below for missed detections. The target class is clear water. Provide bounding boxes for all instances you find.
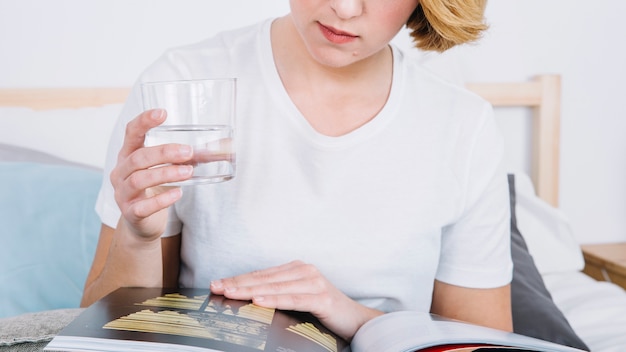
[145,125,235,185]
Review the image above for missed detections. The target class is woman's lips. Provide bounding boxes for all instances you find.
[318,22,358,44]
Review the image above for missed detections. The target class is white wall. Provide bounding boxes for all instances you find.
[1,0,624,244]
[0,0,290,86]
[462,1,626,245]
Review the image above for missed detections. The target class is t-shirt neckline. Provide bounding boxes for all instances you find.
[258,18,405,150]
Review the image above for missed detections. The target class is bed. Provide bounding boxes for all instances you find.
[1,76,625,351]
[469,76,626,351]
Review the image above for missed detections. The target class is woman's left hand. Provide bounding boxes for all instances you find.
[210,260,383,341]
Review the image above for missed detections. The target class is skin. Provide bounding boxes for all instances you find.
[82,0,513,341]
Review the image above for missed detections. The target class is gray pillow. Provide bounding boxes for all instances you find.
[508,174,589,350]
[0,143,99,171]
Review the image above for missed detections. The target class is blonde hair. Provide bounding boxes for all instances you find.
[406,0,488,52]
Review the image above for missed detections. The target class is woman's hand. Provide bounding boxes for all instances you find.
[210,260,383,341]
[110,109,194,241]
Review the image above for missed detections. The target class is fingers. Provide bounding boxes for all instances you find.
[112,164,193,236]
[210,261,330,305]
[109,109,196,238]
[112,110,195,205]
[120,186,183,224]
[113,144,194,191]
[211,261,379,341]
[210,261,307,294]
[118,109,166,160]
[111,144,194,212]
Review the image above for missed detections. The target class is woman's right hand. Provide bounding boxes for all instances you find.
[109,109,194,241]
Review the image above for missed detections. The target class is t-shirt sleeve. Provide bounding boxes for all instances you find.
[435,103,513,288]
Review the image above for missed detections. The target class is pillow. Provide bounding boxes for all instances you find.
[508,174,589,350]
[512,172,585,275]
[0,143,99,171]
[0,104,122,169]
[0,162,102,318]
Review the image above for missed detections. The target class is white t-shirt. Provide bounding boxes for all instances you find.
[96,19,513,313]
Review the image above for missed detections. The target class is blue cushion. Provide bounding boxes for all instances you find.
[0,162,102,318]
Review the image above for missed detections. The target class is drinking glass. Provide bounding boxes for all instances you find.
[141,78,236,185]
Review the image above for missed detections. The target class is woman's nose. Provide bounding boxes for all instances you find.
[330,0,364,19]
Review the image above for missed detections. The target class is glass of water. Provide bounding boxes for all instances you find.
[141,78,236,185]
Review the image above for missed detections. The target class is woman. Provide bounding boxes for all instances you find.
[82,0,513,341]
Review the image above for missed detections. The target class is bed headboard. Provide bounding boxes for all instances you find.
[0,75,561,206]
[467,75,561,207]
[0,88,131,110]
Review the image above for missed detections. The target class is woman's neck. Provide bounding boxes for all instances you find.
[270,15,394,137]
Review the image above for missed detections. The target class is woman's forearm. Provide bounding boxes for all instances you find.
[80,221,164,307]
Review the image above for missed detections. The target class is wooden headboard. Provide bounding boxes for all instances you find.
[467,75,561,207]
[0,88,131,110]
[0,74,561,206]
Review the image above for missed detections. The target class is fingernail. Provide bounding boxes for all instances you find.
[169,188,182,200]
[224,287,237,294]
[210,280,223,289]
[253,296,264,302]
[179,145,192,157]
[179,165,193,176]
[150,109,164,120]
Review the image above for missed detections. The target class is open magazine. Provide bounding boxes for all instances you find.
[351,310,585,352]
[45,287,586,352]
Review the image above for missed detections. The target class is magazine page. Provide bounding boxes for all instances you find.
[45,287,348,352]
[350,311,586,352]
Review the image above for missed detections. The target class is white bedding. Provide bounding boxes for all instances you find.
[512,171,585,275]
[545,271,626,352]
[513,172,626,351]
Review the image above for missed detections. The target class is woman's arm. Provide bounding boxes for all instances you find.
[81,109,192,307]
[81,224,181,307]
[431,279,513,332]
[80,223,162,307]
[80,224,182,307]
